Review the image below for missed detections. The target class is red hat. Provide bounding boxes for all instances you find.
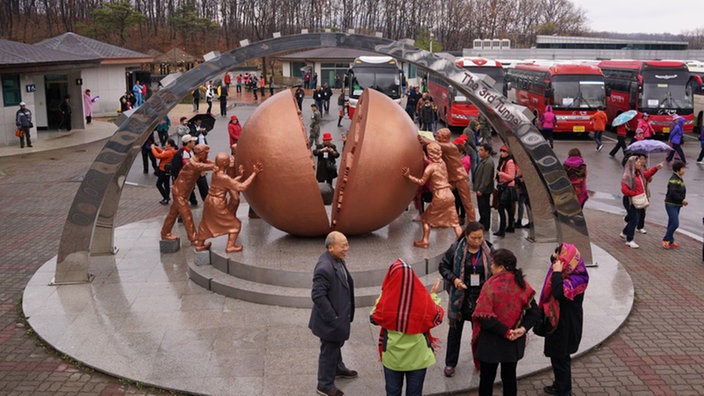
[322,132,332,141]
[500,145,508,152]
[230,115,238,121]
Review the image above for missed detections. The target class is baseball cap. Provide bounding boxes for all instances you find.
[182,134,195,143]
[19,102,26,106]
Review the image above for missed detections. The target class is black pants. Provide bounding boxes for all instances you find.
[453,188,465,220]
[445,319,470,367]
[323,100,330,114]
[609,136,627,157]
[550,355,572,396]
[479,361,518,396]
[206,99,212,114]
[220,98,227,116]
[141,147,157,173]
[541,128,554,148]
[19,126,31,147]
[665,143,686,163]
[497,197,515,233]
[317,339,347,390]
[477,193,491,232]
[155,170,170,201]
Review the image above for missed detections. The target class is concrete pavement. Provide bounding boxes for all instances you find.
[2,89,704,395]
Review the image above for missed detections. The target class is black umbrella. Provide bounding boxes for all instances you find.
[188,113,216,132]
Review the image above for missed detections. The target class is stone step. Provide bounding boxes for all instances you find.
[199,245,444,289]
[187,259,442,308]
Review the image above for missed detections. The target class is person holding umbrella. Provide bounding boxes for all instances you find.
[609,110,638,159]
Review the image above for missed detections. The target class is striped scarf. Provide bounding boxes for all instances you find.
[371,259,444,358]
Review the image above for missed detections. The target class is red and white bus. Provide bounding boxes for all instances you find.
[505,62,606,134]
[598,60,695,134]
[423,57,505,128]
[346,56,403,118]
[687,61,704,132]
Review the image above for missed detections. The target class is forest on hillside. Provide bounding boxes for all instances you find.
[1,0,702,56]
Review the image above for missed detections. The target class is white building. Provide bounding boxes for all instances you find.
[0,33,151,146]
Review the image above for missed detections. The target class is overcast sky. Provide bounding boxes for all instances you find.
[570,0,701,35]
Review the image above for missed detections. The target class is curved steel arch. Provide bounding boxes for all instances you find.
[54,32,590,284]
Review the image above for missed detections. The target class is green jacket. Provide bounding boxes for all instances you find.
[370,293,441,371]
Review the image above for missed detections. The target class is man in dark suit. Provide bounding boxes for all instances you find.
[309,231,357,396]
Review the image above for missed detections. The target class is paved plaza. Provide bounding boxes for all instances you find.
[1,90,703,395]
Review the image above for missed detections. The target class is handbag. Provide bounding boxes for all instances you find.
[15,128,23,138]
[500,186,517,204]
[326,158,337,178]
[631,192,649,209]
[491,189,500,209]
[533,311,554,337]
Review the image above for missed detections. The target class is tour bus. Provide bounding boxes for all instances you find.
[346,56,403,118]
[505,62,606,134]
[423,57,506,128]
[687,61,704,132]
[598,59,695,134]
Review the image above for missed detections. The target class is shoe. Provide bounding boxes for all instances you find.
[505,227,515,233]
[459,217,466,226]
[493,231,505,237]
[597,144,604,151]
[159,199,169,205]
[27,144,32,147]
[190,201,198,207]
[514,223,524,229]
[413,240,429,248]
[443,366,456,377]
[697,160,703,164]
[316,387,344,396]
[670,241,681,248]
[619,232,626,240]
[336,368,358,379]
[544,384,557,394]
[625,240,639,249]
[662,241,671,250]
[609,154,615,158]
[637,228,647,234]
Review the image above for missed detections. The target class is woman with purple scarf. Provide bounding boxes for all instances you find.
[538,243,589,396]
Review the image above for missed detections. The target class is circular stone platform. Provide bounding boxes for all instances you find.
[22,206,634,395]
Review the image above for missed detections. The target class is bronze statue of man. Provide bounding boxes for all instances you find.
[420,128,476,223]
[161,144,216,245]
[194,152,263,253]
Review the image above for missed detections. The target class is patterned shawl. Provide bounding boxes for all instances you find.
[470,271,535,370]
[371,259,444,358]
[447,238,492,326]
[538,243,589,333]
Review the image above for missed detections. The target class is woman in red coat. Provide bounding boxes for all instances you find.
[620,155,662,248]
[228,115,242,145]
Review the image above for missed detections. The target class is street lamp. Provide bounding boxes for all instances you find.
[430,32,434,53]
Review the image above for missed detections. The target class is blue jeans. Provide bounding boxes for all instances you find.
[664,204,681,243]
[622,196,640,242]
[594,130,603,148]
[383,366,426,396]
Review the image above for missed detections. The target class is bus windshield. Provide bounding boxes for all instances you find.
[641,69,692,110]
[551,75,606,109]
[349,68,401,99]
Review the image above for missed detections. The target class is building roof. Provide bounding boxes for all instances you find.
[0,38,100,72]
[35,32,152,64]
[155,47,198,64]
[536,35,687,46]
[277,47,381,61]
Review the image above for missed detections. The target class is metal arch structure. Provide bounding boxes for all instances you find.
[54,32,591,284]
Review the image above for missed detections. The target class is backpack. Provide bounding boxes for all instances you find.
[167,148,184,177]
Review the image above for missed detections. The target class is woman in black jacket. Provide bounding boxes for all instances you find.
[471,249,539,396]
[538,243,589,396]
